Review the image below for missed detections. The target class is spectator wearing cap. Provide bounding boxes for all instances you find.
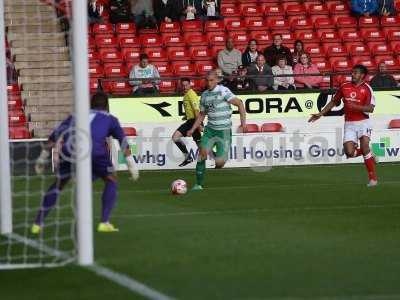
[293,53,322,89]
[129,54,160,95]
[263,34,293,67]
[351,0,379,17]
[247,54,273,92]
[217,38,242,76]
[370,62,399,88]
[228,65,255,92]
[272,55,295,90]
[242,39,262,67]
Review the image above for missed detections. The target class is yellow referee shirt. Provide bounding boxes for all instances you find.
[182,89,200,120]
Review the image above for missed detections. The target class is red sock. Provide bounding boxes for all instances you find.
[363,152,377,181]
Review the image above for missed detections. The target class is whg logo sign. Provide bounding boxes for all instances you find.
[372,137,400,157]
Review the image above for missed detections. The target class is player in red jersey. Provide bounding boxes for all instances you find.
[309,64,378,187]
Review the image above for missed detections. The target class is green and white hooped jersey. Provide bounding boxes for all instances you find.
[200,85,236,131]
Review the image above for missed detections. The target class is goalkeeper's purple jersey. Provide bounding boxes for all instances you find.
[49,110,126,159]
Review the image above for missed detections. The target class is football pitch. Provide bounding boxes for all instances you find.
[1,163,400,300]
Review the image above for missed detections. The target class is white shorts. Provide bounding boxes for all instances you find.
[343,120,372,144]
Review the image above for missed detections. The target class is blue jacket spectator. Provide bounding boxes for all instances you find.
[351,0,379,16]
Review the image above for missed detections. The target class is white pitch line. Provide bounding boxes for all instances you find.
[114,203,400,219]
[264,295,400,300]
[3,233,176,300]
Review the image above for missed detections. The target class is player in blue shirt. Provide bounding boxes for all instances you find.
[31,92,139,234]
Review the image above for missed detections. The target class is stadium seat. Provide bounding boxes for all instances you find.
[181,20,203,32]
[8,110,26,126]
[107,80,132,96]
[240,4,263,17]
[319,31,341,44]
[305,44,324,58]
[104,64,128,78]
[8,96,23,110]
[152,62,172,77]
[204,20,225,32]
[323,44,347,56]
[330,57,352,71]
[95,36,118,48]
[313,16,334,28]
[144,49,167,62]
[296,31,319,43]
[249,31,272,46]
[89,65,104,79]
[168,49,190,61]
[267,18,290,31]
[195,61,215,75]
[162,34,185,48]
[115,23,136,36]
[226,19,246,32]
[245,17,266,31]
[283,3,306,16]
[319,75,333,88]
[123,127,137,136]
[374,55,399,70]
[88,51,100,64]
[291,18,313,31]
[92,23,114,36]
[369,43,392,56]
[242,123,259,133]
[359,16,379,28]
[159,80,177,94]
[328,2,350,15]
[385,28,400,40]
[279,32,296,44]
[261,123,283,133]
[172,62,196,76]
[88,36,96,49]
[335,16,358,28]
[348,44,370,57]
[389,41,400,53]
[9,126,31,139]
[221,5,241,18]
[351,56,376,70]
[184,33,208,46]
[207,32,227,46]
[381,16,400,27]
[263,4,284,16]
[360,29,385,42]
[122,48,141,63]
[191,79,206,92]
[90,78,99,93]
[308,3,329,15]
[388,119,400,129]
[100,49,123,63]
[160,21,180,33]
[339,29,364,42]
[119,36,140,49]
[210,45,226,58]
[313,58,332,73]
[7,84,20,95]
[229,32,249,46]
[139,34,162,48]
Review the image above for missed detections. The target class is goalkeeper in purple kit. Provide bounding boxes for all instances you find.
[31,92,139,234]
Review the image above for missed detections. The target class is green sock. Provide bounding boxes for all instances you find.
[195,160,206,186]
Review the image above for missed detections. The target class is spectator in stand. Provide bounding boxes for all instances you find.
[292,40,305,65]
[229,65,255,92]
[247,54,273,92]
[179,0,203,21]
[264,34,293,67]
[6,57,17,84]
[242,39,262,67]
[378,0,397,15]
[217,38,242,76]
[131,0,157,29]
[129,54,160,95]
[154,0,180,23]
[109,0,134,23]
[88,0,104,24]
[201,0,222,20]
[351,0,379,17]
[293,53,323,89]
[272,55,295,90]
[370,62,399,88]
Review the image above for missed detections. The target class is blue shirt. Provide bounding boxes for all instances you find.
[49,110,127,159]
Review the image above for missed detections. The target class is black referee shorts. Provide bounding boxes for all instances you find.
[177,119,201,144]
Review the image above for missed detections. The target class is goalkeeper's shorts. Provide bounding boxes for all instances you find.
[56,156,114,180]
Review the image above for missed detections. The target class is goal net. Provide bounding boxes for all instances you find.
[0,0,93,269]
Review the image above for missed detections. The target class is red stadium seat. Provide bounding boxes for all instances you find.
[388,119,400,129]
[320,31,341,44]
[159,80,177,94]
[348,44,370,57]
[397,1,400,11]
[123,127,137,136]
[122,48,141,63]
[92,23,113,36]
[339,29,364,42]
[320,75,333,88]
[335,16,358,28]
[107,80,132,95]
[351,56,376,70]
[305,44,324,58]
[162,34,185,48]
[385,28,400,40]
[229,32,249,46]
[329,2,350,15]
[204,20,225,32]
[181,20,203,32]
[115,23,136,36]
[172,62,196,76]
[324,44,347,57]
[100,49,123,63]
[195,61,215,75]
[207,32,227,46]
[191,48,212,61]
[296,31,319,43]
[279,32,296,44]
[374,55,399,70]
[330,57,352,71]
[90,78,99,92]
[168,49,190,61]
[313,16,334,29]
[88,36,96,49]
[184,33,208,46]
[360,29,385,42]
[263,4,284,16]
[154,62,173,76]
[283,3,306,16]
[139,34,162,48]
[8,96,23,110]
[221,5,241,18]
[160,21,180,33]
[249,31,272,46]
[242,123,259,133]
[226,19,246,32]
[8,110,26,126]
[191,79,206,92]
[88,51,100,64]
[291,18,313,31]
[119,36,140,49]
[9,126,31,139]
[267,18,290,31]
[95,36,118,48]
[369,43,392,56]
[308,3,329,15]
[210,45,226,58]
[389,41,400,53]
[144,49,167,62]
[261,123,283,133]
[381,16,400,27]
[7,84,20,95]
[240,4,263,17]
[358,16,379,28]
[245,17,266,31]
[104,64,128,78]
[313,58,332,73]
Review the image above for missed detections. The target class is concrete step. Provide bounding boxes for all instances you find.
[25,96,72,106]
[15,60,71,70]
[19,67,71,77]
[22,82,72,91]
[5,12,57,21]
[7,32,65,42]
[6,18,59,26]
[25,105,72,114]
[4,5,54,13]
[5,0,44,5]
[11,46,69,55]
[7,24,61,34]
[22,90,73,99]
[30,111,69,122]
[11,38,66,48]
[32,128,52,138]
[15,52,69,62]
[19,75,72,84]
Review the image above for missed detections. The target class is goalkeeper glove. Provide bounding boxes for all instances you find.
[35,149,50,175]
[126,156,139,181]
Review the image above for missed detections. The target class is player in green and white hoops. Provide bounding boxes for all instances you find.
[187,70,246,191]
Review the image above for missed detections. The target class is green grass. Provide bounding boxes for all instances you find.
[1,163,400,300]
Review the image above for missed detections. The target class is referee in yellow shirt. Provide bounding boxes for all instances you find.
[172,78,201,167]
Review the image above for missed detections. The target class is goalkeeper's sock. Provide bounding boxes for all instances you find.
[101,180,117,223]
[34,182,60,225]
[195,159,206,186]
[174,139,188,155]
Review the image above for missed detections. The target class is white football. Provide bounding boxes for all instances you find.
[171,179,187,195]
